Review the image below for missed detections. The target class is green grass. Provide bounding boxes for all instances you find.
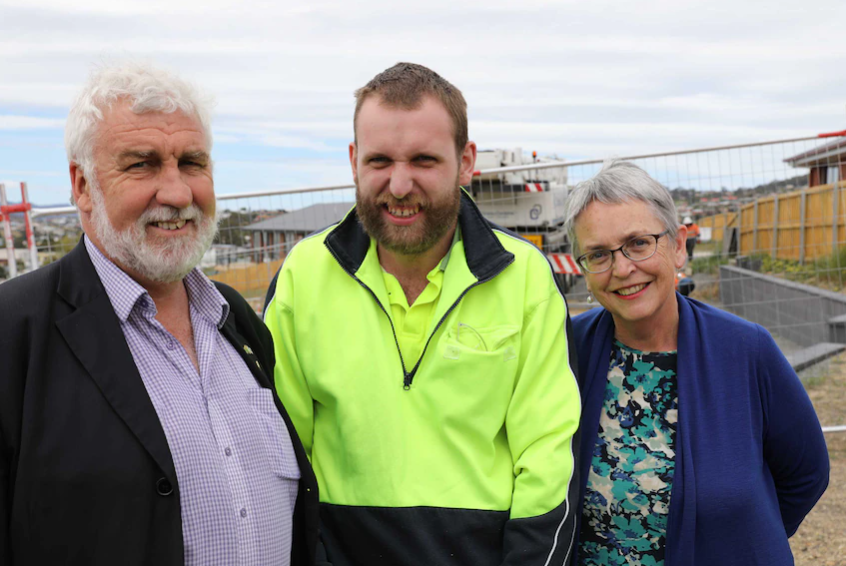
[691,253,730,275]
[754,248,846,290]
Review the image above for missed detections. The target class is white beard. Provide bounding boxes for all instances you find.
[87,180,218,283]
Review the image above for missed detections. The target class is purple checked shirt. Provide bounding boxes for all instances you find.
[85,236,299,565]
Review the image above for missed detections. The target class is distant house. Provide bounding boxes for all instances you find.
[784,138,846,187]
[202,244,253,268]
[244,202,354,261]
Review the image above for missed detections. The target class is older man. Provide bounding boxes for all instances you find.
[264,62,581,566]
[0,62,319,566]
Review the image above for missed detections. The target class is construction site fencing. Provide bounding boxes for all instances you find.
[6,132,846,382]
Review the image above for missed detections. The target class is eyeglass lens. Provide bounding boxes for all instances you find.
[580,234,659,273]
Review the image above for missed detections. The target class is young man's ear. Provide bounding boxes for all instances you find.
[70,163,93,213]
[458,141,477,186]
[349,142,358,180]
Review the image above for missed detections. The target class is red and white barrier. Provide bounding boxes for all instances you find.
[547,253,581,275]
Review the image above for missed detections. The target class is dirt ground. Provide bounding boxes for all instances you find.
[791,354,846,566]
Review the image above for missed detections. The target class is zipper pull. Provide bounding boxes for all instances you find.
[403,372,413,390]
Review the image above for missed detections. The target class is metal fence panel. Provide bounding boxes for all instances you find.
[6,133,846,380]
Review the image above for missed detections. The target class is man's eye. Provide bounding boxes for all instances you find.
[628,238,650,249]
[368,157,390,165]
[414,155,437,164]
[126,162,148,170]
[588,251,609,261]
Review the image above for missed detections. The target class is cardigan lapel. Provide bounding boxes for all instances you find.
[54,241,177,482]
[578,295,700,566]
[665,293,698,566]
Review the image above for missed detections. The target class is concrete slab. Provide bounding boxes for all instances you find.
[785,342,846,374]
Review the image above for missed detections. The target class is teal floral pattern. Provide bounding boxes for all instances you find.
[579,340,678,566]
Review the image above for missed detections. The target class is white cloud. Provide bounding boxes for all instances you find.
[0,116,65,130]
[2,0,845,204]
[0,170,64,177]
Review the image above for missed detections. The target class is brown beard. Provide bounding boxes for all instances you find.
[355,178,461,257]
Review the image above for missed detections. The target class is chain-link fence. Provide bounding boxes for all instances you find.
[7,133,846,381]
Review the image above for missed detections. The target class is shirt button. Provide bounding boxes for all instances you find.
[240,508,247,518]
[225,447,232,457]
[156,477,174,496]
[167,339,175,350]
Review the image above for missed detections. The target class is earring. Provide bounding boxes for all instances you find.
[587,291,594,304]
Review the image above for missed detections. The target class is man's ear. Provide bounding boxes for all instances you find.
[349,142,358,180]
[70,163,93,213]
[458,141,477,186]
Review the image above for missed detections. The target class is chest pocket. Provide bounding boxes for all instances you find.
[248,388,301,480]
[442,324,520,362]
[432,324,521,419]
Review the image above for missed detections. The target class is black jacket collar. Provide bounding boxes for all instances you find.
[324,189,514,282]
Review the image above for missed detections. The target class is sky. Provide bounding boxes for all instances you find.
[1,0,844,205]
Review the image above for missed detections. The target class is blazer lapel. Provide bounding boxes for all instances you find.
[218,314,318,486]
[219,319,270,388]
[55,241,177,482]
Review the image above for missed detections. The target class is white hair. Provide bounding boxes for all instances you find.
[65,60,214,202]
[563,159,680,249]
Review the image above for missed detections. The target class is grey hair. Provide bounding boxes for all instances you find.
[65,60,213,204]
[563,159,679,249]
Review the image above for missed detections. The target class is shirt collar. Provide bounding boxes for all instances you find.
[84,234,229,328]
[438,225,462,272]
[371,224,461,279]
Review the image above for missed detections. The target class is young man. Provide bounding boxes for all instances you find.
[265,62,581,566]
[0,61,319,566]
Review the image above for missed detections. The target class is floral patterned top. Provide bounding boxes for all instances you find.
[579,340,679,566]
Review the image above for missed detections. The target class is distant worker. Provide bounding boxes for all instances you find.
[264,62,582,565]
[566,160,829,566]
[0,61,319,565]
[683,215,700,262]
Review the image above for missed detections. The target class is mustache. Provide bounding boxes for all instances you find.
[140,205,204,224]
[375,195,427,208]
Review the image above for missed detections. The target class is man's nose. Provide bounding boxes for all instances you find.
[156,163,193,209]
[388,163,414,199]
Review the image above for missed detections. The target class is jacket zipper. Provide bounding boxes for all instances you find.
[401,281,483,389]
[325,243,514,390]
[327,250,514,390]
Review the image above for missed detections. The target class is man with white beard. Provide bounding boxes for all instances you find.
[0,61,320,566]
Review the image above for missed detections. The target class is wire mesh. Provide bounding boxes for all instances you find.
[6,134,846,380]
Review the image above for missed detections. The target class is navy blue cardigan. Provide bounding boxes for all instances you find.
[571,294,829,565]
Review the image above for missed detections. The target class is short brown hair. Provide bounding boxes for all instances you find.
[353,62,468,155]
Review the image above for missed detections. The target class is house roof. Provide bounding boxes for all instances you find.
[784,137,846,168]
[245,202,354,233]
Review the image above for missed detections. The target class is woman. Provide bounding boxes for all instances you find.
[565,160,829,566]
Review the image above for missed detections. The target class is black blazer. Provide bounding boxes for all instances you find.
[0,240,320,565]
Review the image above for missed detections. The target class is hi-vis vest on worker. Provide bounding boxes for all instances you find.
[264,190,582,566]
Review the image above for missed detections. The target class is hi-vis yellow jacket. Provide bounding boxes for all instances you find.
[264,191,581,566]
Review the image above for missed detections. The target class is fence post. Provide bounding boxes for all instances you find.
[799,187,807,264]
[21,183,38,272]
[833,181,840,255]
[772,193,779,259]
[0,184,18,279]
[753,199,760,255]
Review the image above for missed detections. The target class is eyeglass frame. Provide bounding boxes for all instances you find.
[576,230,670,274]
